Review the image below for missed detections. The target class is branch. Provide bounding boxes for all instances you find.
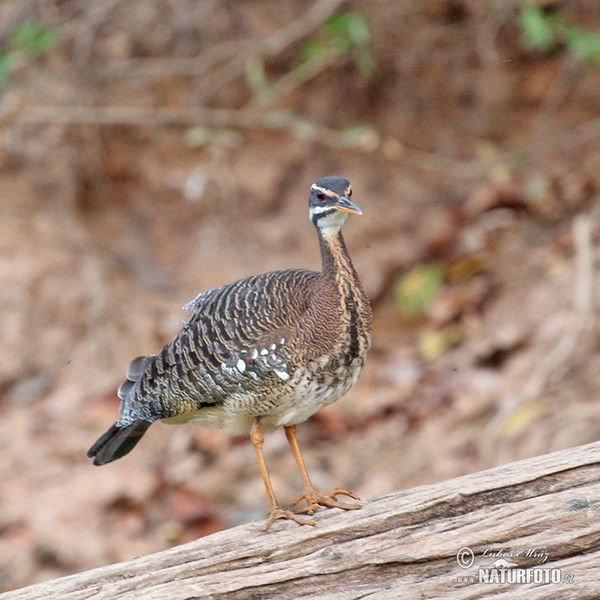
[195,0,345,103]
[10,104,487,180]
[101,0,344,82]
[522,211,595,401]
[552,115,600,151]
[2,441,599,599]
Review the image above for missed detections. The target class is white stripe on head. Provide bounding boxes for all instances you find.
[311,184,339,198]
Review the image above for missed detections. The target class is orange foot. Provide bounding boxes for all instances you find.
[290,487,361,515]
[264,507,316,531]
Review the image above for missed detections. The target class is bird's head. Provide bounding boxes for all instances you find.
[309,176,362,234]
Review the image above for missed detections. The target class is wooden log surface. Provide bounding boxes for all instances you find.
[2,441,600,600]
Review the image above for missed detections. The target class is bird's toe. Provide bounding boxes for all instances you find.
[290,487,362,513]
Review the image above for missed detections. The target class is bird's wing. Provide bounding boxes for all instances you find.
[180,287,219,322]
[117,268,319,423]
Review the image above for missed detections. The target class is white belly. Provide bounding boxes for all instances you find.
[162,363,364,435]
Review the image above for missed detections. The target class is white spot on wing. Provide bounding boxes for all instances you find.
[274,369,290,381]
[260,348,269,356]
[236,359,246,373]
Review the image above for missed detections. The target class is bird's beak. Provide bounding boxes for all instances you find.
[335,197,363,216]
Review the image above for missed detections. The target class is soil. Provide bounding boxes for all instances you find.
[1,0,600,591]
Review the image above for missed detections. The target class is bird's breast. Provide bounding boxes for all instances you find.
[267,359,364,428]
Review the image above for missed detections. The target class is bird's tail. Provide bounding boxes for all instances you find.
[87,420,151,466]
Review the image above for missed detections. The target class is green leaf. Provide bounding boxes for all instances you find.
[524,171,549,204]
[10,19,58,56]
[344,12,370,47]
[184,126,243,148]
[394,264,443,316]
[324,11,370,53]
[501,401,545,438]
[518,3,600,64]
[245,55,268,92]
[0,51,11,84]
[341,124,379,150]
[563,26,600,63]
[519,5,556,51]
[301,39,328,62]
[293,10,375,82]
[356,48,375,75]
[290,119,319,141]
[418,324,462,361]
[324,13,350,38]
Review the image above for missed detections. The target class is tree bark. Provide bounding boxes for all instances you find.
[2,441,599,600]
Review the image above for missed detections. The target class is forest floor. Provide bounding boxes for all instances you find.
[1,0,600,592]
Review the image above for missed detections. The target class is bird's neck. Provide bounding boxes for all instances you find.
[314,227,372,366]
[318,230,359,285]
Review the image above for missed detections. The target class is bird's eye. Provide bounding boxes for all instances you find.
[316,192,325,201]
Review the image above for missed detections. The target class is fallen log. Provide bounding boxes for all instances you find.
[2,441,599,600]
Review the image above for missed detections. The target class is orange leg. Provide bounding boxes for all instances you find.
[284,425,361,515]
[250,419,315,530]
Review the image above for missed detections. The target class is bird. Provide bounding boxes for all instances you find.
[87,175,372,530]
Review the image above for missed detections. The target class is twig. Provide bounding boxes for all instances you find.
[72,0,345,106]
[475,0,515,67]
[551,115,600,152]
[522,210,595,401]
[196,0,344,103]
[70,0,124,65]
[14,104,258,127]
[527,55,583,164]
[254,0,343,58]
[11,104,489,180]
[0,0,36,46]
[98,38,254,79]
[245,48,341,110]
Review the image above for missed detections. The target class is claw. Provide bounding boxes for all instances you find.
[264,507,316,531]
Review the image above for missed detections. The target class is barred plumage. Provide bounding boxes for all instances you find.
[88,175,372,529]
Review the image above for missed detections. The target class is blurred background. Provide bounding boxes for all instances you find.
[1,0,600,591]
